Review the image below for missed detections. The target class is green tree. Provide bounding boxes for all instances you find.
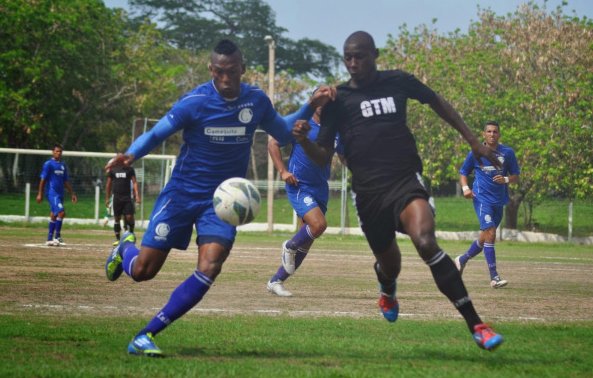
[379,2,593,230]
[128,0,341,78]
[0,0,129,150]
[108,21,211,153]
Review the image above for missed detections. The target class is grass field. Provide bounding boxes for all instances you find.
[1,193,592,236]
[1,226,592,377]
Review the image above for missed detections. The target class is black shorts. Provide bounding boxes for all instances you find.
[112,197,135,217]
[354,173,430,254]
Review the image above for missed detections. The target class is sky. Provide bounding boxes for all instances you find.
[104,0,593,51]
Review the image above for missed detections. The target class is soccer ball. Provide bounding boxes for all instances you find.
[213,177,261,226]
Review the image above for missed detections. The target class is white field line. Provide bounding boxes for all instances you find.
[20,303,565,322]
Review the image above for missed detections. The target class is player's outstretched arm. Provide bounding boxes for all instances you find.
[308,85,336,108]
[293,120,333,166]
[65,181,77,204]
[105,115,181,172]
[36,178,45,204]
[429,94,501,169]
[268,137,298,186]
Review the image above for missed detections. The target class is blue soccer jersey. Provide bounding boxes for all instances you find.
[126,80,314,250]
[285,118,331,191]
[127,81,313,195]
[40,158,69,197]
[282,118,332,217]
[459,143,520,206]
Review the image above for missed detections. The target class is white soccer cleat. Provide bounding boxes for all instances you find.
[267,280,293,297]
[45,240,58,246]
[281,240,297,275]
[490,276,508,289]
[53,237,66,246]
[454,255,466,275]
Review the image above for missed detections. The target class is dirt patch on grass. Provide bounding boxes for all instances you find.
[1,228,592,323]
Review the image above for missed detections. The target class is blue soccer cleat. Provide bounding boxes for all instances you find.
[128,332,163,357]
[473,323,504,351]
[378,293,399,322]
[105,231,135,281]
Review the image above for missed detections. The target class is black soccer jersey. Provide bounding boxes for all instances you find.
[108,166,136,200]
[318,70,436,193]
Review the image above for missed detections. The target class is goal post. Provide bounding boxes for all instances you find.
[0,146,356,234]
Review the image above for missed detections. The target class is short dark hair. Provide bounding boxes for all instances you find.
[484,121,499,130]
[53,143,63,150]
[344,31,376,51]
[213,39,239,55]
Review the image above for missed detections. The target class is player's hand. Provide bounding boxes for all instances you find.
[492,175,508,185]
[462,188,474,199]
[105,153,134,172]
[471,143,501,170]
[36,194,42,204]
[292,120,311,143]
[281,171,298,186]
[308,85,336,108]
[71,194,78,204]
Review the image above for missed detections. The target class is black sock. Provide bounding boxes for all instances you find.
[427,251,482,333]
[374,262,396,297]
[114,223,121,240]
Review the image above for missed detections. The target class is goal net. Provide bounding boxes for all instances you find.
[0,133,356,234]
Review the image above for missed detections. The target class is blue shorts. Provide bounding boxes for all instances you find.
[47,194,65,215]
[142,186,236,251]
[473,200,503,230]
[286,184,327,219]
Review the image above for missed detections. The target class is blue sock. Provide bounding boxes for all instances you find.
[295,248,308,269]
[460,240,483,265]
[47,221,56,241]
[483,243,498,279]
[270,247,309,282]
[140,270,212,336]
[122,243,140,278]
[54,218,63,238]
[271,266,290,282]
[286,224,315,250]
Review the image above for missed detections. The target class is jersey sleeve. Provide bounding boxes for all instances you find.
[40,161,50,179]
[63,164,69,182]
[334,133,344,156]
[459,152,475,176]
[261,103,315,146]
[399,71,437,104]
[506,149,521,175]
[317,101,339,149]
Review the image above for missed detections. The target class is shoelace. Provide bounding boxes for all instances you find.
[379,295,396,310]
[476,324,495,339]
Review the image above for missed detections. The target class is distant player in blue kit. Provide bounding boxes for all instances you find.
[104,39,335,357]
[455,121,520,288]
[36,144,78,246]
[293,31,505,351]
[266,106,339,297]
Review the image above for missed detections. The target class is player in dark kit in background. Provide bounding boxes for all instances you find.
[293,31,504,351]
[105,165,141,245]
[36,144,78,246]
[455,121,520,288]
[104,39,335,357]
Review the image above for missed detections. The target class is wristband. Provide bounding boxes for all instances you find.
[462,185,470,192]
[504,177,509,184]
